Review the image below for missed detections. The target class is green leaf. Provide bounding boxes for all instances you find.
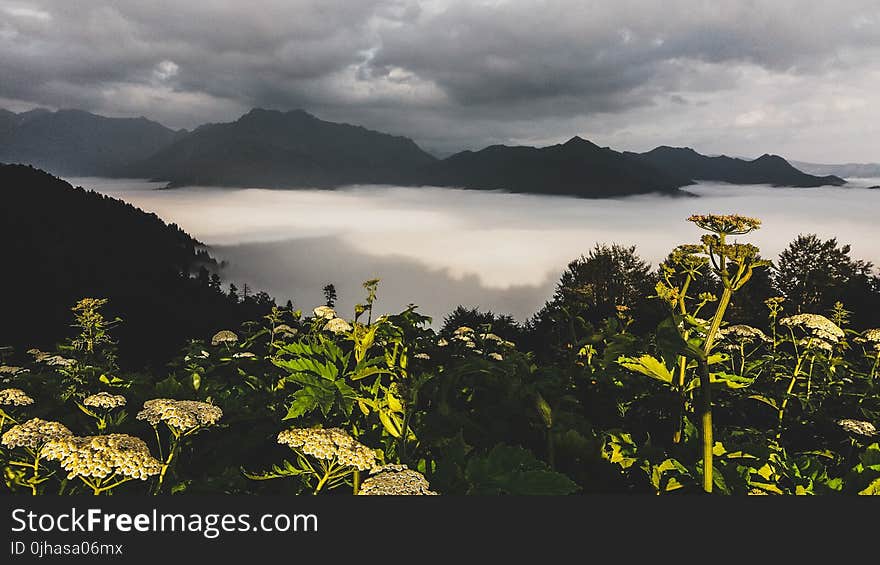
[858,477,880,495]
[618,354,674,384]
[465,445,579,495]
[748,395,779,410]
[601,431,640,470]
[283,385,335,419]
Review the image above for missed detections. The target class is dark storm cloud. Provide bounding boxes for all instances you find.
[1,1,879,159]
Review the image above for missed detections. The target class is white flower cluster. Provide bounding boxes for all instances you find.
[452,327,474,342]
[136,399,223,432]
[837,419,877,437]
[211,330,239,346]
[83,392,127,410]
[323,318,353,334]
[779,314,845,343]
[273,324,298,338]
[1,418,72,449]
[859,329,880,352]
[27,349,76,367]
[357,464,438,495]
[0,388,34,407]
[413,353,431,360]
[720,325,771,343]
[0,365,27,375]
[313,306,336,320]
[277,427,376,471]
[42,434,162,481]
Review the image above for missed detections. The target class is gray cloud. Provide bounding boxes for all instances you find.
[1,0,879,160]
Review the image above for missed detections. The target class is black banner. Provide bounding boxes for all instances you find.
[0,495,875,561]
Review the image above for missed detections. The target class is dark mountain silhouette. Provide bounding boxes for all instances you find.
[0,108,184,176]
[1,106,853,194]
[633,146,845,187]
[0,164,273,366]
[420,136,693,197]
[124,108,437,188]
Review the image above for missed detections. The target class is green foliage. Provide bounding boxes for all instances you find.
[2,215,880,497]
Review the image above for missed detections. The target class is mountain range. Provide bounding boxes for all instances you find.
[0,107,849,197]
[0,108,184,176]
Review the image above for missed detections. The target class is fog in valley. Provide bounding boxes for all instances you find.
[72,177,880,324]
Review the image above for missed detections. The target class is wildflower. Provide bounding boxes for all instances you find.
[720,325,771,344]
[2,418,72,450]
[277,427,376,471]
[488,353,504,361]
[137,399,223,433]
[233,352,257,359]
[0,365,27,375]
[413,353,431,360]
[837,419,877,438]
[42,434,162,481]
[313,306,336,320]
[273,324,297,337]
[211,330,238,346]
[437,338,449,347]
[357,464,438,495]
[860,329,880,351]
[779,314,845,343]
[0,388,34,406]
[687,214,762,235]
[83,392,126,410]
[323,318,353,334]
[480,333,503,342]
[464,341,476,349]
[799,338,833,353]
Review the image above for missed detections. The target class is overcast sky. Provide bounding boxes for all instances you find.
[1,0,878,161]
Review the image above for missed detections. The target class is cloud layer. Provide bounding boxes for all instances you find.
[2,1,879,160]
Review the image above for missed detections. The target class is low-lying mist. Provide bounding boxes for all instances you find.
[73,176,880,323]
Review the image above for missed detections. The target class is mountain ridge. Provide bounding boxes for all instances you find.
[0,106,851,195]
[630,146,845,188]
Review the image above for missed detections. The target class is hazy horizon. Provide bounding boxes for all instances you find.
[70,177,880,323]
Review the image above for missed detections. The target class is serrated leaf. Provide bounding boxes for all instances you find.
[618,354,674,384]
[748,395,779,410]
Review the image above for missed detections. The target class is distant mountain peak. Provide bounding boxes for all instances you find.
[562,135,598,148]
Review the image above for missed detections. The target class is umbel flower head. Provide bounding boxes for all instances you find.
[779,314,845,343]
[313,306,336,320]
[0,388,34,407]
[859,329,880,351]
[137,399,223,433]
[687,214,762,236]
[42,434,162,481]
[720,325,771,344]
[277,427,376,471]
[323,317,353,334]
[83,392,126,410]
[2,418,73,450]
[211,330,238,346]
[0,365,27,376]
[358,464,438,495]
[837,419,877,438]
